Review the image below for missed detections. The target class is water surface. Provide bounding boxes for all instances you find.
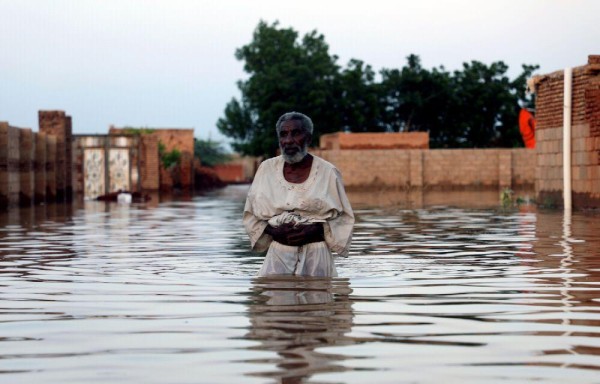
[1,185,599,383]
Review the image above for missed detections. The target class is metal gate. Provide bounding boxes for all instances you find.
[83,148,131,199]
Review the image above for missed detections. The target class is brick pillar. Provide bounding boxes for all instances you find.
[140,135,160,190]
[19,128,35,207]
[498,150,512,189]
[71,136,84,197]
[0,122,10,210]
[34,132,47,204]
[39,110,72,202]
[0,123,20,210]
[46,135,57,202]
[65,115,73,201]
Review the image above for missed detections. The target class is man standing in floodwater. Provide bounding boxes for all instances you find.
[243,112,354,277]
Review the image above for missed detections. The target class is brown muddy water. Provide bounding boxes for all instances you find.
[1,185,599,384]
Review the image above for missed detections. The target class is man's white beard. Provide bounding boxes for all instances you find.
[281,145,308,164]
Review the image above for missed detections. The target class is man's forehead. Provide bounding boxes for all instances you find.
[280,120,303,130]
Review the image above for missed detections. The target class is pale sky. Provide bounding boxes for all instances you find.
[1,0,598,144]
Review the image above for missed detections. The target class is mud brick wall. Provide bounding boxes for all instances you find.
[140,135,160,190]
[34,132,47,203]
[39,110,73,202]
[110,127,194,190]
[65,116,73,200]
[533,55,600,208]
[311,148,535,190]
[320,131,429,150]
[18,129,35,206]
[213,163,245,183]
[147,129,194,190]
[0,123,21,209]
[45,136,57,202]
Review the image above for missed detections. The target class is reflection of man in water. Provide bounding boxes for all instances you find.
[243,112,354,277]
[244,277,355,383]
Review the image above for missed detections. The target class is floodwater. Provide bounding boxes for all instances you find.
[1,185,599,384]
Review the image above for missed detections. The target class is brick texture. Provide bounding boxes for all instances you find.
[311,147,535,190]
[39,110,73,202]
[18,128,34,206]
[110,127,194,190]
[533,57,600,209]
[34,132,47,204]
[213,164,245,183]
[320,132,429,150]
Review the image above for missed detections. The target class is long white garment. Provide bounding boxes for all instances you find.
[243,155,354,277]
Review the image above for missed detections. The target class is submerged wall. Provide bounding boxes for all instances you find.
[109,127,194,190]
[0,121,62,210]
[311,147,535,191]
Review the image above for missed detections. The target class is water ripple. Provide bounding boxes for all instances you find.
[0,186,599,383]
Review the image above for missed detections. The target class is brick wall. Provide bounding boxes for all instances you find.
[311,147,535,190]
[46,135,57,202]
[532,55,600,208]
[140,135,160,190]
[110,127,194,190]
[39,110,73,202]
[34,132,47,204]
[0,120,69,210]
[213,164,245,183]
[0,122,20,208]
[19,128,34,206]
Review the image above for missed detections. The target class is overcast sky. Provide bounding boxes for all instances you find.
[1,0,598,143]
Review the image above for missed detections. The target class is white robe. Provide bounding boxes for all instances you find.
[243,155,354,277]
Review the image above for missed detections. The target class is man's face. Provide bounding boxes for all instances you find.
[278,120,311,164]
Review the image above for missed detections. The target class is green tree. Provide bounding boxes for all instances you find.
[444,61,538,148]
[217,21,342,157]
[194,138,231,167]
[219,21,539,153]
[380,54,453,136]
[379,56,538,148]
[336,59,382,132]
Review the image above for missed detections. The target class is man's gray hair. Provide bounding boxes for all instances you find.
[275,112,314,135]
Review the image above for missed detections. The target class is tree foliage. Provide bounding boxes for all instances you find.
[218,21,539,156]
[194,138,231,167]
[158,141,181,169]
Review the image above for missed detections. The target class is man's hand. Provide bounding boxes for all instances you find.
[264,222,324,246]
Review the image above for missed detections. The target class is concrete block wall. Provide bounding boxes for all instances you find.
[532,55,600,208]
[312,147,535,191]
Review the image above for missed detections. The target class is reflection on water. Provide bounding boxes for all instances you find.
[0,185,599,383]
[245,277,355,383]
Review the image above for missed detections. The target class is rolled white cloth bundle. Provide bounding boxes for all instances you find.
[267,211,325,227]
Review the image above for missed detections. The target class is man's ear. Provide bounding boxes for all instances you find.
[306,133,313,146]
